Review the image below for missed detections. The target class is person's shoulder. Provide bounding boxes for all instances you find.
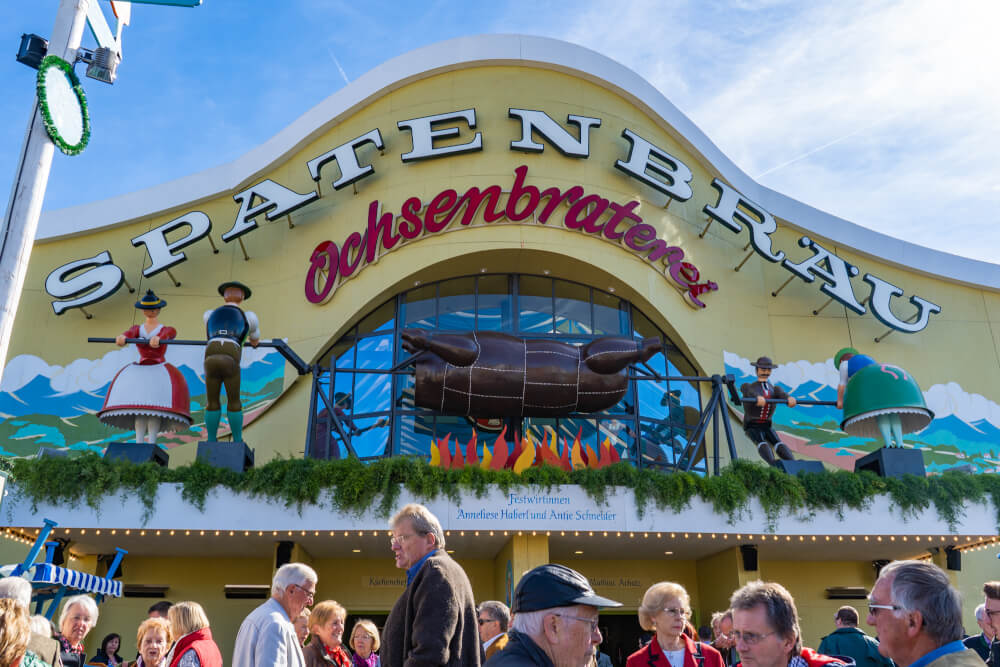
[627,643,652,666]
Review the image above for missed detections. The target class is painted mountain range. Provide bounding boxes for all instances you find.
[724,351,1000,473]
[0,344,286,458]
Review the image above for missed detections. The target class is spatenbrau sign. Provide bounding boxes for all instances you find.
[45,107,939,332]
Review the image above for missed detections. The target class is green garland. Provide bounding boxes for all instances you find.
[7,455,1000,531]
[36,55,91,156]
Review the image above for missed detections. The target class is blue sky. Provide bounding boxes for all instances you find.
[2,0,999,262]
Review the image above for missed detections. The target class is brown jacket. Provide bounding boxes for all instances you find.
[303,640,351,667]
[382,550,482,667]
[28,632,62,666]
[485,634,509,661]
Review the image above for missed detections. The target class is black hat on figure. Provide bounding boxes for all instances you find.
[751,356,777,369]
[135,289,166,310]
[218,281,252,300]
[512,563,622,612]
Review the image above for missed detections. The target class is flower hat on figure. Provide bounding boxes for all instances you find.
[834,347,933,448]
[97,290,192,443]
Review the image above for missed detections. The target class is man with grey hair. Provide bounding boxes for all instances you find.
[0,577,62,666]
[382,503,481,667]
[962,603,993,661]
[487,563,621,667]
[233,562,317,667]
[867,560,979,667]
[730,580,851,667]
[478,600,511,660]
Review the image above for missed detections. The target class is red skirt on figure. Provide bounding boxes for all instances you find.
[97,324,192,430]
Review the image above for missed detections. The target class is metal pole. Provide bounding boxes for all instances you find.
[0,0,90,378]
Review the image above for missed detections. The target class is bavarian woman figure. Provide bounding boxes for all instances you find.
[97,289,192,443]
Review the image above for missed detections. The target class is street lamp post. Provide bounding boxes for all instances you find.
[0,0,90,379]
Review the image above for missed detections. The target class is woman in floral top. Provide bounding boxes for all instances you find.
[55,595,98,667]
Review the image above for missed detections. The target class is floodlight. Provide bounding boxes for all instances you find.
[85,46,119,84]
[16,33,48,69]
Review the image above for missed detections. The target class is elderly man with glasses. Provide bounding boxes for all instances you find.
[487,563,621,667]
[233,562,318,667]
[730,580,853,667]
[478,601,511,660]
[382,503,481,667]
[867,560,980,667]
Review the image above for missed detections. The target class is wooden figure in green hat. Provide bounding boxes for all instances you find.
[834,347,933,448]
[98,289,192,443]
[202,281,259,442]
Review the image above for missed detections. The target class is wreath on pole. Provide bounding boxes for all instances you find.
[36,54,91,156]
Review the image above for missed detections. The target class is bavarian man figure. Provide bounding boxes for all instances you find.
[740,356,797,466]
[203,281,259,442]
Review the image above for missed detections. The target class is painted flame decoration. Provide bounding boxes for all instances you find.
[428,427,621,472]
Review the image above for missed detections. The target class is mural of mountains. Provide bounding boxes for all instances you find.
[0,347,287,458]
[724,351,1000,474]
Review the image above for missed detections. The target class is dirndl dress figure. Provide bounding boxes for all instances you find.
[98,290,191,443]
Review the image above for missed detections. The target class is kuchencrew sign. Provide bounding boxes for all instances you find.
[46,106,940,333]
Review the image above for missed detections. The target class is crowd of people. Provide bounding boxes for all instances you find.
[0,503,998,667]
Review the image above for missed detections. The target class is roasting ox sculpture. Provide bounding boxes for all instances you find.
[401,330,661,416]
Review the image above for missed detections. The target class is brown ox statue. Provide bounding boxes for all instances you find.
[401,330,662,416]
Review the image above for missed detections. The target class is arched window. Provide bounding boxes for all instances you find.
[308,274,704,472]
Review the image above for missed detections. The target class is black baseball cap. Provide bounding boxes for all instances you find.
[513,564,622,612]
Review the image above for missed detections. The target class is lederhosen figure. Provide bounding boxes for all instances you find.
[203,281,259,442]
[740,356,797,466]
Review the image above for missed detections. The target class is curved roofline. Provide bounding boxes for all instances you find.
[37,33,1000,289]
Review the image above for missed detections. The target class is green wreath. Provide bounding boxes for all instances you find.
[36,54,91,156]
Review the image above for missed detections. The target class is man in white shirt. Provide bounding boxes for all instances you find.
[232,562,315,667]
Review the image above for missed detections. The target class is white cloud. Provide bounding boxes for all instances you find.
[545,0,1000,262]
[1,342,281,395]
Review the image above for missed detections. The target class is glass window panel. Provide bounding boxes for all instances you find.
[356,335,393,370]
[637,418,685,468]
[309,390,336,459]
[553,280,591,335]
[319,339,353,370]
[352,416,390,458]
[358,299,395,335]
[599,418,635,463]
[332,370,353,413]
[667,354,701,415]
[354,371,391,414]
[593,290,627,336]
[394,373,416,412]
[402,284,436,329]
[636,377,670,422]
[438,278,476,331]
[477,275,512,331]
[518,276,553,334]
[395,412,435,457]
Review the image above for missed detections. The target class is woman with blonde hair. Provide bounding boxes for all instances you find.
[0,598,38,667]
[128,618,171,667]
[165,602,222,667]
[294,608,312,646]
[349,619,381,667]
[305,600,350,667]
[627,582,724,667]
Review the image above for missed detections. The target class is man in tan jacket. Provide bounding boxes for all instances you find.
[478,601,510,660]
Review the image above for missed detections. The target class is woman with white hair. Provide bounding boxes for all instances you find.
[55,594,99,667]
[627,582,724,667]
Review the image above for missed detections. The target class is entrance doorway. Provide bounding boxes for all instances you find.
[598,613,644,666]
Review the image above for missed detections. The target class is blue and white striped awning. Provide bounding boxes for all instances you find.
[27,563,122,598]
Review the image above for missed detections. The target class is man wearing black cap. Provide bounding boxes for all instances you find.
[740,356,797,466]
[203,281,259,443]
[486,563,621,667]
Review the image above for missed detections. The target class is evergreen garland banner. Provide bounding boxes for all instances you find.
[36,55,91,156]
[7,456,1000,532]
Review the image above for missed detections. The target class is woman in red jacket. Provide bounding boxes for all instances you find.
[166,602,223,667]
[627,582,724,667]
